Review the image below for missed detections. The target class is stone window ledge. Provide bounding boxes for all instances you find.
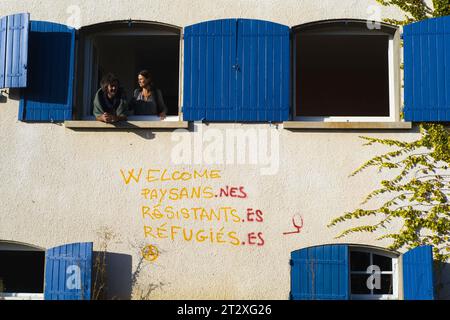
[283,121,412,130]
[64,120,189,130]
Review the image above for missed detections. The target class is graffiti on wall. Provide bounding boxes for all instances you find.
[283,214,304,236]
[141,244,160,262]
[120,168,266,262]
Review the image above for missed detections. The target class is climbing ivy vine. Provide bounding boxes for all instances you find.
[376,0,449,25]
[328,0,450,262]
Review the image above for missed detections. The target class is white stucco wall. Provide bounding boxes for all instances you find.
[2,0,407,29]
[1,0,444,300]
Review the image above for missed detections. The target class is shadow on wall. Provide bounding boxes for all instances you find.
[436,262,450,300]
[0,88,20,103]
[95,252,132,300]
[8,89,21,100]
[106,252,132,300]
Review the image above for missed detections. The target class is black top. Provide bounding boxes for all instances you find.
[129,88,167,115]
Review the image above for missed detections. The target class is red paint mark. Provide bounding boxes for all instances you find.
[218,186,248,198]
[246,208,263,222]
[247,232,264,246]
[283,214,304,236]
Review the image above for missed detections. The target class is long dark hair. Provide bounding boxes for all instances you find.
[100,73,119,92]
[138,70,156,91]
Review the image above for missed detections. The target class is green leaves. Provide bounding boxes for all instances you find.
[376,0,433,25]
[329,1,450,262]
[329,124,450,261]
[432,0,450,17]
[375,0,448,28]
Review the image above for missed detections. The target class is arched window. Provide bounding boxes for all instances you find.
[290,244,434,300]
[292,19,400,122]
[76,20,182,121]
[0,241,45,300]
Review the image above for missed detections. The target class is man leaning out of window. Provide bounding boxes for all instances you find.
[93,73,128,123]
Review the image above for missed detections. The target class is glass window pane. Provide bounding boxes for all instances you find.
[351,274,371,294]
[350,251,370,271]
[373,254,392,271]
[373,274,393,295]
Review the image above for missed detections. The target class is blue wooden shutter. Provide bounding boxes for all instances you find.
[0,15,7,88]
[404,16,450,121]
[290,244,349,300]
[19,21,75,122]
[236,19,290,122]
[183,19,237,121]
[402,245,435,300]
[183,18,290,122]
[44,242,93,300]
[4,13,29,88]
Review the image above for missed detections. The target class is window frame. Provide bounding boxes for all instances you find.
[74,20,183,122]
[291,19,401,123]
[0,292,44,300]
[349,246,399,300]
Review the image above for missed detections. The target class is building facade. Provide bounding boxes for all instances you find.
[0,0,448,300]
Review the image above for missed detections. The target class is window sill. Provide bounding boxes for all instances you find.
[283,121,412,130]
[64,120,189,130]
[0,293,44,300]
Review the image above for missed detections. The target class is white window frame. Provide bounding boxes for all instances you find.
[349,247,399,300]
[293,29,399,122]
[0,293,44,300]
[81,28,182,122]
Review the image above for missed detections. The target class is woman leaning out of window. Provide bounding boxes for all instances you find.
[129,70,167,120]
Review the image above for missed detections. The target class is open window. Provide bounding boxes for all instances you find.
[75,21,181,121]
[0,241,45,300]
[349,247,398,300]
[292,19,400,122]
[290,244,435,300]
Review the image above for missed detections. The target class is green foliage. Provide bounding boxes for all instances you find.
[329,0,450,263]
[376,0,449,25]
[432,0,450,17]
[376,0,431,25]
[329,124,450,261]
